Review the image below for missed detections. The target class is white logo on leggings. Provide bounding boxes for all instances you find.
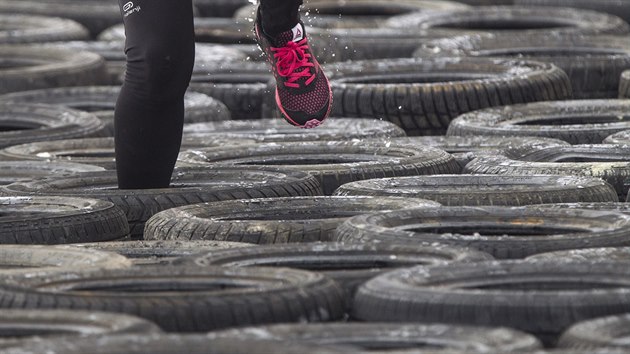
[123,1,141,17]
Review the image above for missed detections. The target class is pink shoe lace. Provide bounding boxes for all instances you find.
[271,38,316,88]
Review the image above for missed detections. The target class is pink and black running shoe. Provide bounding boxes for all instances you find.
[254,13,332,128]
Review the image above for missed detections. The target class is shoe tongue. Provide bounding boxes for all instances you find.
[274,23,305,47]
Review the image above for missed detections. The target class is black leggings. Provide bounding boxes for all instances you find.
[115,0,302,189]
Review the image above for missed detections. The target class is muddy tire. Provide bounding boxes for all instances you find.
[0,161,104,185]
[334,206,630,259]
[415,33,630,99]
[333,175,619,206]
[0,265,346,332]
[448,99,630,144]
[0,103,106,148]
[527,247,630,263]
[179,141,460,195]
[384,6,630,36]
[0,1,121,38]
[4,335,347,354]
[0,196,129,244]
[352,261,630,345]
[183,118,406,142]
[71,240,253,266]
[463,144,630,200]
[0,167,322,238]
[179,241,492,295]
[144,196,441,243]
[0,136,252,170]
[0,244,131,273]
[557,313,630,350]
[0,309,161,349]
[327,57,571,135]
[210,322,541,352]
[0,14,89,44]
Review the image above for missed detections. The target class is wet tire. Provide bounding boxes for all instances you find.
[0,244,131,273]
[0,265,346,332]
[514,0,630,26]
[384,6,630,36]
[0,161,104,185]
[447,99,630,144]
[619,69,630,98]
[463,144,630,200]
[0,103,106,148]
[210,322,542,352]
[326,57,572,135]
[374,136,570,168]
[0,86,231,132]
[179,241,492,295]
[0,46,108,94]
[333,206,630,259]
[414,33,630,99]
[144,196,441,243]
[333,175,619,206]
[527,247,630,262]
[557,313,630,350]
[3,335,347,354]
[0,196,129,244]
[71,240,253,266]
[179,141,460,195]
[0,1,121,38]
[0,309,161,349]
[352,261,630,345]
[0,14,89,44]
[604,129,630,144]
[193,0,250,17]
[0,136,253,170]
[183,118,406,142]
[0,167,322,238]
[235,0,469,30]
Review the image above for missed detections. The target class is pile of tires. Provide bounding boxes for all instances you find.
[2,0,630,352]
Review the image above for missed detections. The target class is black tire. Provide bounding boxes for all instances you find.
[179,241,492,296]
[333,174,619,206]
[71,240,253,266]
[527,247,630,262]
[558,313,630,350]
[178,141,460,195]
[4,335,347,354]
[0,244,131,273]
[463,145,630,200]
[447,99,630,144]
[183,118,406,142]
[604,129,630,144]
[1,45,108,94]
[0,196,129,244]
[0,14,89,44]
[210,322,541,352]
[415,33,630,99]
[333,206,630,259]
[0,309,161,349]
[235,0,469,30]
[619,69,630,98]
[384,6,630,36]
[0,136,253,170]
[514,0,630,26]
[0,86,231,125]
[0,1,121,38]
[327,57,572,135]
[0,265,346,332]
[0,167,322,238]
[0,161,104,186]
[193,0,250,17]
[352,261,630,345]
[372,135,570,168]
[144,196,441,243]
[0,103,106,148]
